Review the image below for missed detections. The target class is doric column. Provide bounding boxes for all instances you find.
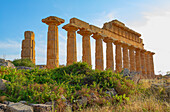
[62,24,78,66]
[146,51,152,78]
[129,45,135,72]
[103,37,114,71]
[141,49,147,77]
[150,52,155,78]
[42,16,65,69]
[77,29,92,65]
[92,33,104,71]
[144,51,150,78]
[135,48,142,73]
[122,43,129,70]
[21,31,35,64]
[114,41,122,73]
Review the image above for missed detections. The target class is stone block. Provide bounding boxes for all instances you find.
[90,25,102,33]
[31,104,52,112]
[70,18,90,29]
[7,103,33,112]
[42,16,65,26]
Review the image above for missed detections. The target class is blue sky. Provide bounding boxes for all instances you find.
[0,0,170,74]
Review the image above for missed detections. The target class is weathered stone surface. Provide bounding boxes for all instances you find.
[135,48,142,73]
[115,41,122,73]
[0,79,10,91]
[0,103,7,112]
[129,45,135,72]
[31,104,52,112]
[104,37,114,71]
[63,24,78,66]
[92,33,104,70]
[78,29,92,65]
[7,103,33,112]
[122,43,129,70]
[3,101,14,105]
[0,61,15,69]
[21,31,35,64]
[42,16,65,69]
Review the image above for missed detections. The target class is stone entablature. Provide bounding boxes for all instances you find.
[69,18,143,49]
[21,31,35,64]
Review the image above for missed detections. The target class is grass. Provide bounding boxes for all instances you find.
[0,62,169,112]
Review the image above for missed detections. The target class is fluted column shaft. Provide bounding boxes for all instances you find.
[46,24,59,68]
[150,52,155,77]
[78,29,92,65]
[93,33,104,70]
[146,52,151,78]
[141,50,146,76]
[115,42,122,73]
[67,28,78,65]
[135,48,142,73]
[129,46,135,72]
[122,44,129,70]
[104,38,114,71]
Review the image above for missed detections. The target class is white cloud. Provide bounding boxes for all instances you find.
[0,40,20,49]
[130,10,170,75]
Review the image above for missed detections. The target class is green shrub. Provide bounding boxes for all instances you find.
[0,62,139,111]
[12,59,35,67]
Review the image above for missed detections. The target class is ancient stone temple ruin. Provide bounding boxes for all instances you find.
[21,16,156,79]
[61,18,156,78]
[21,31,35,64]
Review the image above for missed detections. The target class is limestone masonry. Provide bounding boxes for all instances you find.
[21,16,156,79]
[21,31,35,64]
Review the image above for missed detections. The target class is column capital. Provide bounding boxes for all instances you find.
[92,33,105,40]
[114,40,122,45]
[62,23,79,32]
[77,28,92,36]
[145,51,151,54]
[129,45,135,50]
[103,37,114,43]
[135,47,142,51]
[141,49,147,53]
[42,16,65,26]
[122,43,130,48]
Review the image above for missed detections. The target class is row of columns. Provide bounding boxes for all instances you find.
[62,24,155,78]
[42,16,155,79]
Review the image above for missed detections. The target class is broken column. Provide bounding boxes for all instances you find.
[62,24,78,65]
[92,33,104,71]
[77,29,92,65]
[42,16,65,69]
[21,31,35,64]
[103,37,114,71]
[114,41,122,73]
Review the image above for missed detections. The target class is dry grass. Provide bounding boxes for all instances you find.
[80,78,170,112]
[81,94,169,112]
